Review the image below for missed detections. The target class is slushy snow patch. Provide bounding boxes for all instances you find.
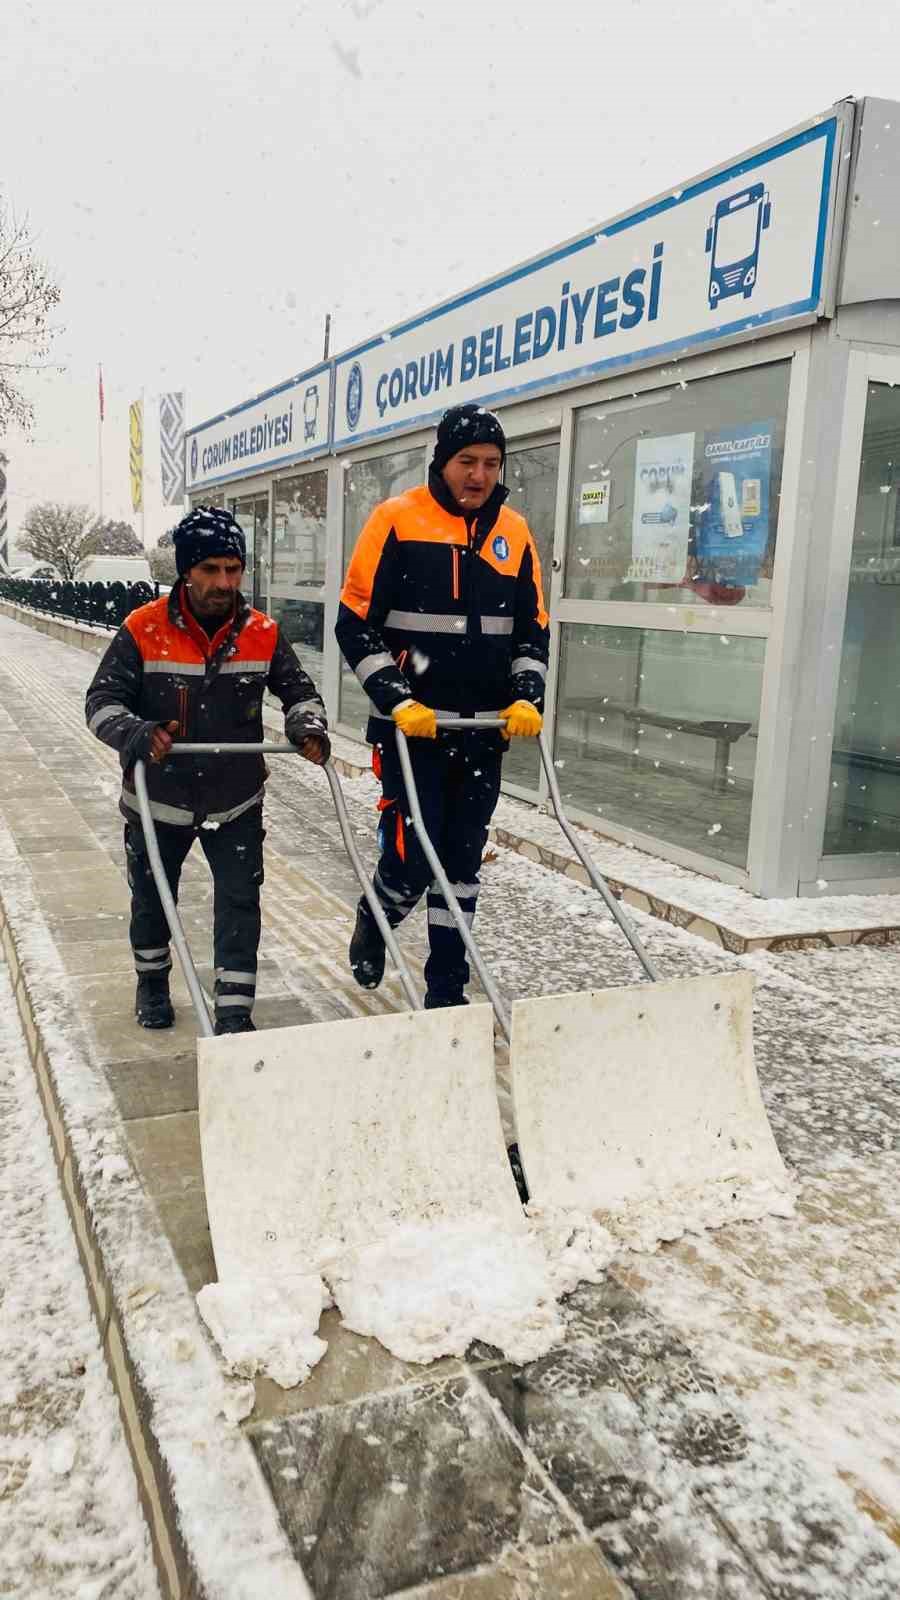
[197,1276,329,1389]
[326,1218,567,1365]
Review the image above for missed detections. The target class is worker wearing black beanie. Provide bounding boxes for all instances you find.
[430,402,506,474]
[336,397,549,1013]
[172,505,246,578]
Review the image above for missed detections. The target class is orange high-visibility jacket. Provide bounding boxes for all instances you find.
[85,583,325,825]
[336,472,549,742]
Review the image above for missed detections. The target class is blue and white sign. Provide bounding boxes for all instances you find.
[333,117,839,449]
[185,363,333,492]
[695,420,774,587]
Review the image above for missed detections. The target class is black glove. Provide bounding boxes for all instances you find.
[286,710,331,765]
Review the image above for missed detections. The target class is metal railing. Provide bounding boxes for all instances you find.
[0,575,159,630]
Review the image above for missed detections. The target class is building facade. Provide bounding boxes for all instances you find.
[185,96,900,900]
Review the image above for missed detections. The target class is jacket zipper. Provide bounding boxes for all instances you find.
[177,683,189,737]
[451,545,461,601]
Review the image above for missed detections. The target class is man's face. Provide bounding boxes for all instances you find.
[184,556,243,618]
[441,443,503,511]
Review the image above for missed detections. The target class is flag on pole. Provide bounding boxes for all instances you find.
[98,363,105,423]
[159,390,185,505]
[0,453,9,573]
[129,399,143,513]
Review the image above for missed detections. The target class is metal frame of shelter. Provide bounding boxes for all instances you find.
[181,96,900,899]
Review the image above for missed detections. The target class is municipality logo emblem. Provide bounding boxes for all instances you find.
[190,437,198,479]
[492,534,509,562]
[346,362,363,431]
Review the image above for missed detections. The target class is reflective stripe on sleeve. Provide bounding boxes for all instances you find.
[354,651,397,688]
[511,656,547,679]
[285,698,326,722]
[89,702,133,733]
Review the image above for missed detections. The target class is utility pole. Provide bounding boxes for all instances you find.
[323,313,332,361]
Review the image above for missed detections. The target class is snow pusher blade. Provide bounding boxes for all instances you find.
[397,722,791,1237]
[509,969,787,1225]
[198,1002,524,1282]
[134,744,523,1285]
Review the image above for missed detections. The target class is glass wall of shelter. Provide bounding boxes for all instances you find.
[192,325,900,898]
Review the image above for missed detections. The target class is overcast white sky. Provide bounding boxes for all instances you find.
[1,0,897,549]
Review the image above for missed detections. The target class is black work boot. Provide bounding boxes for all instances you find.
[423,991,469,1010]
[135,974,175,1029]
[214,1013,256,1036]
[349,899,386,989]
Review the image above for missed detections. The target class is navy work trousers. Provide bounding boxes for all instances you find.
[124,806,265,1022]
[370,735,503,1000]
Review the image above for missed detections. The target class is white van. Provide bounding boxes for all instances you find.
[80,555,153,585]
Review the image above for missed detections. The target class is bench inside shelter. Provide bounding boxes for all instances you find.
[565,697,752,793]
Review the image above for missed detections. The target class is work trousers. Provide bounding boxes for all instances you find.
[124,806,265,1023]
[371,736,503,1000]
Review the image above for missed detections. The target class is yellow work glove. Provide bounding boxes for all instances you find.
[392,700,437,739]
[500,701,543,740]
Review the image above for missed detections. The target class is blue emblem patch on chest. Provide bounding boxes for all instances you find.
[492,534,509,562]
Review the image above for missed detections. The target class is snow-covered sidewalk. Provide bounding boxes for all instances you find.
[2,610,900,1600]
[0,958,161,1600]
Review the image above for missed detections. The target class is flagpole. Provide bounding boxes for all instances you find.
[140,386,146,549]
[97,363,104,521]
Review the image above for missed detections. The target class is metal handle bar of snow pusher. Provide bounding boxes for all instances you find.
[394,719,661,1043]
[133,742,422,1038]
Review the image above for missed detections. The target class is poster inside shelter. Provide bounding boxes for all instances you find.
[629,433,695,582]
[579,481,611,523]
[695,421,773,586]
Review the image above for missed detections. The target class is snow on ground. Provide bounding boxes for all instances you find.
[0,959,161,1600]
[327,1220,568,1364]
[3,616,900,1568]
[617,1152,900,1525]
[197,1277,329,1392]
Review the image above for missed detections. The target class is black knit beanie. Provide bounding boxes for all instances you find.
[431,403,506,473]
[172,506,246,578]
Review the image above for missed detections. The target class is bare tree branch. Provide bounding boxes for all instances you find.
[0,197,63,433]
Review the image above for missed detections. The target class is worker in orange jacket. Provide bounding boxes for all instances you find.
[336,403,549,1008]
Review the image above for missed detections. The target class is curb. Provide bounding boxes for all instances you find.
[0,598,112,656]
[0,821,312,1600]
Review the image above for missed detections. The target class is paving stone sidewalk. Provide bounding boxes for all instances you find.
[1,612,899,1600]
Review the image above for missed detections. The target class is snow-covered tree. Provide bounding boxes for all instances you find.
[148,527,177,584]
[0,198,62,433]
[87,519,143,557]
[17,503,97,580]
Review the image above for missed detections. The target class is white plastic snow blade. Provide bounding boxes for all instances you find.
[511,969,790,1223]
[198,1001,525,1283]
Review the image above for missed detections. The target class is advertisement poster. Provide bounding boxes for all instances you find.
[579,480,611,524]
[695,421,773,586]
[629,432,695,582]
